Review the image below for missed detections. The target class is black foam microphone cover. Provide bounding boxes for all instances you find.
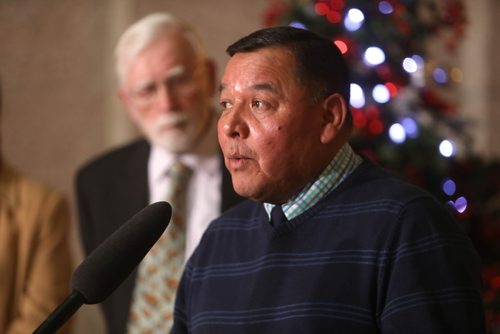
[72,201,172,304]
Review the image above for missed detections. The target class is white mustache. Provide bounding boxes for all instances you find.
[154,113,189,129]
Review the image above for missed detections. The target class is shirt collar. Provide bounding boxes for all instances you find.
[264,143,362,221]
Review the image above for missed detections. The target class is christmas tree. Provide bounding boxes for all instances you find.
[263,0,469,210]
[262,0,499,332]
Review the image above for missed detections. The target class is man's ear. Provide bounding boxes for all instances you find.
[320,93,348,144]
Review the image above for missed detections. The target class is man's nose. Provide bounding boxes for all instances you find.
[219,105,250,139]
[155,85,176,111]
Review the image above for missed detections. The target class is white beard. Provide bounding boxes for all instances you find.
[142,112,204,153]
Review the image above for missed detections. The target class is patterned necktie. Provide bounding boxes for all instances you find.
[128,161,192,333]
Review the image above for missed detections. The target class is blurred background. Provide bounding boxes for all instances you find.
[0,0,498,333]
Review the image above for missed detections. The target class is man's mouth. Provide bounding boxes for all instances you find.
[226,153,251,170]
[228,153,246,159]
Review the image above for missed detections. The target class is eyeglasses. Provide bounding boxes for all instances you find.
[128,69,202,106]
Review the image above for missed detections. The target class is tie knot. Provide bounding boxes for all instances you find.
[169,161,192,184]
[270,205,288,226]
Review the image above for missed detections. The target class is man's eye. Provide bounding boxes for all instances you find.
[220,101,232,110]
[251,100,268,109]
[136,86,156,98]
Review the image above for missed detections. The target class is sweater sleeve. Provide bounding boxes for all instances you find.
[378,196,485,333]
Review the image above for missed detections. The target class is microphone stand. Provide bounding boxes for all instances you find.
[33,291,85,334]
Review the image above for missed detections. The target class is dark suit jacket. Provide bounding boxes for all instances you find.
[75,138,242,334]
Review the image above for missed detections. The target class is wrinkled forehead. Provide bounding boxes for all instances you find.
[220,48,298,96]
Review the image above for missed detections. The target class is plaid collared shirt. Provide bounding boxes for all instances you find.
[265,143,362,221]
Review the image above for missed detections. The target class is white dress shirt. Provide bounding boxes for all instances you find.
[147,119,222,260]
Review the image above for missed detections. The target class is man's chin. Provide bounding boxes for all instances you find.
[150,134,194,153]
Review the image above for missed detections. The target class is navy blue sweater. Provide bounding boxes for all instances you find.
[172,160,485,333]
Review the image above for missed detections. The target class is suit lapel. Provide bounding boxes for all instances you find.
[114,139,150,333]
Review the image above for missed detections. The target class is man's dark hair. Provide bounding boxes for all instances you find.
[226,26,352,129]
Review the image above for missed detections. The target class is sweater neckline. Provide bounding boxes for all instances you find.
[266,158,370,238]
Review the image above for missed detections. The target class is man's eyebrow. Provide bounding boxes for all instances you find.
[133,80,154,92]
[250,82,278,93]
[218,82,279,94]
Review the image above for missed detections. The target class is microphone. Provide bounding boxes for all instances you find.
[33,201,172,334]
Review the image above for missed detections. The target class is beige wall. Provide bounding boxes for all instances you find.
[0,0,498,333]
[460,0,500,159]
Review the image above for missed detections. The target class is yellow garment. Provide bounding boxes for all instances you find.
[0,163,72,334]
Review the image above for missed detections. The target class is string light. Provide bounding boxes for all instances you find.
[401,117,419,138]
[378,1,394,14]
[402,57,418,73]
[385,82,398,96]
[344,8,364,31]
[364,47,385,66]
[289,21,306,29]
[327,10,343,24]
[330,0,345,11]
[442,178,457,196]
[352,109,367,128]
[433,67,448,84]
[389,123,406,144]
[372,84,390,103]
[368,119,384,135]
[454,196,468,213]
[439,139,455,157]
[314,2,329,16]
[412,54,424,67]
[350,83,365,108]
[333,39,348,54]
